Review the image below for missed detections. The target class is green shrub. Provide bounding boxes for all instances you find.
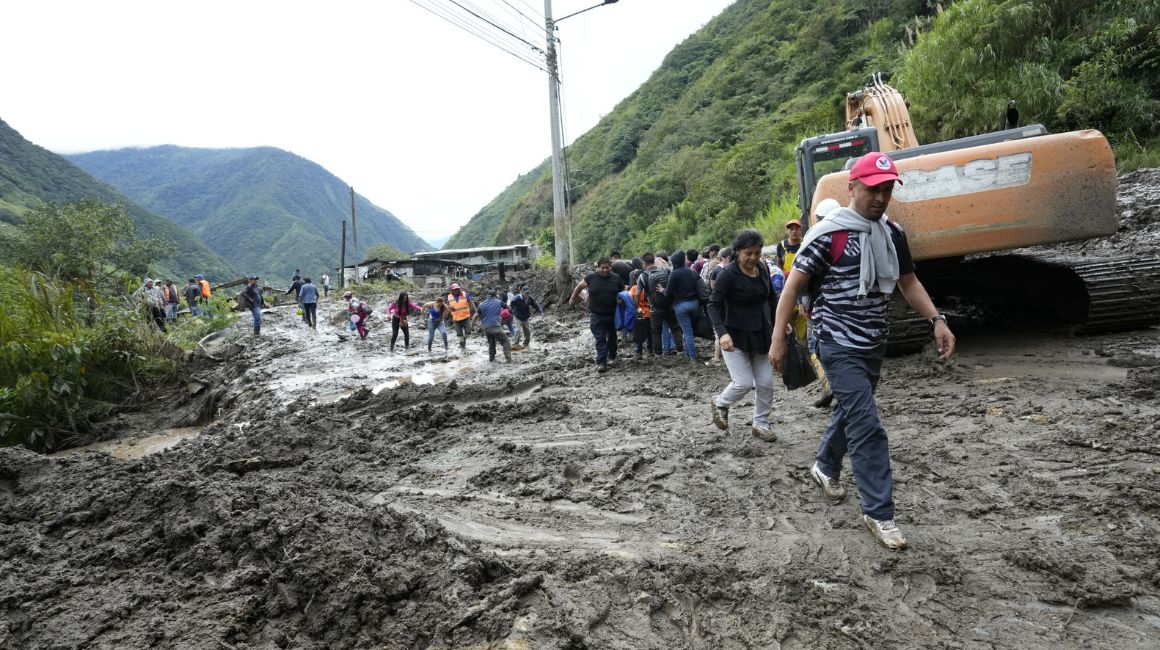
[0,268,181,451]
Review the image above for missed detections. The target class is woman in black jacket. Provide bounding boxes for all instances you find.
[706,229,779,442]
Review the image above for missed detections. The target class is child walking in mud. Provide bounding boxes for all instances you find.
[348,298,371,340]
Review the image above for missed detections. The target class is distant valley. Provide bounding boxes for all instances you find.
[69,146,431,282]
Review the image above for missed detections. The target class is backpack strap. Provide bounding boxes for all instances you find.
[830,231,849,264]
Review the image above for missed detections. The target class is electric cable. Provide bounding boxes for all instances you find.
[408,0,549,73]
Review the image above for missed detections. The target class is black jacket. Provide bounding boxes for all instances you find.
[510,294,542,321]
[707,261,776,343]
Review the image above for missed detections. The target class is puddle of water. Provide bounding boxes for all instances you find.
[373,370,441,395]
[315,390,354,404]
[56,426,204,460]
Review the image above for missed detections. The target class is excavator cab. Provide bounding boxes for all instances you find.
[795,128,879,226]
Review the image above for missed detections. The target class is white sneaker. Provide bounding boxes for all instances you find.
[809,462,847,503]
[862,515,908,550]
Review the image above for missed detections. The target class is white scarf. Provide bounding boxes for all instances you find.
[798,207,900,298]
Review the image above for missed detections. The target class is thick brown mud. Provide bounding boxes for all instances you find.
[3,173,1160,648]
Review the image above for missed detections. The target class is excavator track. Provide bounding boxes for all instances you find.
[918,253,1160,337]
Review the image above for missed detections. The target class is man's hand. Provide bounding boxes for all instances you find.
[719,334,734,352]
[934,321,956,360]
[769,333,786,373]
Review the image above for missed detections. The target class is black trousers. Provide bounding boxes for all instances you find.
[302,302,317,328]
[649,308,681,354]
[391,317,410,349]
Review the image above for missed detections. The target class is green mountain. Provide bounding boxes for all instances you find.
[68,146,431,281]
[0,118,238,280]
[451,0,1160,257]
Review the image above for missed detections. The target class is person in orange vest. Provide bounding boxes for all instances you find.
[160,279,181,323]
[445,282,477,350]
[196,274,213,316]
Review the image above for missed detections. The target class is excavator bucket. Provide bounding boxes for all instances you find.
[811,130,1117,262]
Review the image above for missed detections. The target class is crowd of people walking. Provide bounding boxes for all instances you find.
[133,150,955,552]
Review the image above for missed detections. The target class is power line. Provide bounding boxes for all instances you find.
[408,0,550,73]
[444,0,546,56]
[412,0,547,72]
[498,0,549,33]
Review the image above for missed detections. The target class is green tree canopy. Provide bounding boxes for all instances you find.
[363,242,406,261]
[1,199,175,283]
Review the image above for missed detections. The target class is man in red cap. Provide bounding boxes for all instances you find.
[771,151,956,551]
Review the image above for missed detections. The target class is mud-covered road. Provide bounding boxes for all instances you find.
[3,171,1160,648]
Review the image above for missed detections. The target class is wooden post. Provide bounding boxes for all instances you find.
[350,186,359,284]
[340,220,347,289]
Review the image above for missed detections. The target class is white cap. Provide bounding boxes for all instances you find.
[816,198,841,220]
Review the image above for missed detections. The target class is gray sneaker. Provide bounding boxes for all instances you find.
[809,462,847,503]
[751,425,776,442]
[862,515,908,550]
[710,400,729,430]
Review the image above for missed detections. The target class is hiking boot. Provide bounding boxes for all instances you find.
[813,392,834,408]
[751,425,776,442]
[863,515,908,550]
[596,363,608,373]
[710,400,729,430]
[810,462,847,503]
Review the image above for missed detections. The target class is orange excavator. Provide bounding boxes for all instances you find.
[795,72,1160,352]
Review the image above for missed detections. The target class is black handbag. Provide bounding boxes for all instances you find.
[782,333,817,390]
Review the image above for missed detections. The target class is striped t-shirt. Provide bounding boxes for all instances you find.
[792,221,914,350]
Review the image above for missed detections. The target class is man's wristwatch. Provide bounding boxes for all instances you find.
[929,314,948,326]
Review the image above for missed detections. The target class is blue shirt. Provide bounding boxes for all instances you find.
[298,282,319,304]
[476,298,504,327]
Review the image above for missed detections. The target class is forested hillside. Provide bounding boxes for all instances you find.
[451,0,1160,258]
[69,146,431,281]
[0,119,238,280]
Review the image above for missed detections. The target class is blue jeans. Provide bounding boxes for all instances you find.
[662,321,674,352]
[589,313,617,365]
[816,341,893,520]
[673,300,700,359]
[250,305,262,333]
[427,319,447,349]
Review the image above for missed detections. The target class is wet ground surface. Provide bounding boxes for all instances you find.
[3,172,1160,648]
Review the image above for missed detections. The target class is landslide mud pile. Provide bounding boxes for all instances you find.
[2,172,1159,648]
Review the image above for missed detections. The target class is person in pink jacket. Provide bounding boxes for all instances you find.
[348,298,370,340]
[387,291,423,352]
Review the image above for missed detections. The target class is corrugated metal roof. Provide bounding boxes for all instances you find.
[413,244,531,256]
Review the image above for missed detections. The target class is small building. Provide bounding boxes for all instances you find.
[412,244,537,269]
[337,258,472,289]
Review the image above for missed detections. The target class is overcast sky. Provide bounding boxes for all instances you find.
[1,0,735,245]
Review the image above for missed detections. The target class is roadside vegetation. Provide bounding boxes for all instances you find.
[453,0,1160,258]
[0,200,235,451]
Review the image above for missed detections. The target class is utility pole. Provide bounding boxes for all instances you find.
[543,0,617,302]
[350,186,360,285]
[544,0,570,303]
[340,220,348,289]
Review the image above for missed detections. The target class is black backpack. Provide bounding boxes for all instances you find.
[645,267,671,309]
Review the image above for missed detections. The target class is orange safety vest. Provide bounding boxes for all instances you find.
[629,284,651,319]
[447,292,472,321]
[199,279,212,298]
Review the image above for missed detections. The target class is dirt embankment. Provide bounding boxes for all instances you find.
[2,172,1160,648]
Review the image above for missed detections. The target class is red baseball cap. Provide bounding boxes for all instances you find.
[849,152,903,187]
